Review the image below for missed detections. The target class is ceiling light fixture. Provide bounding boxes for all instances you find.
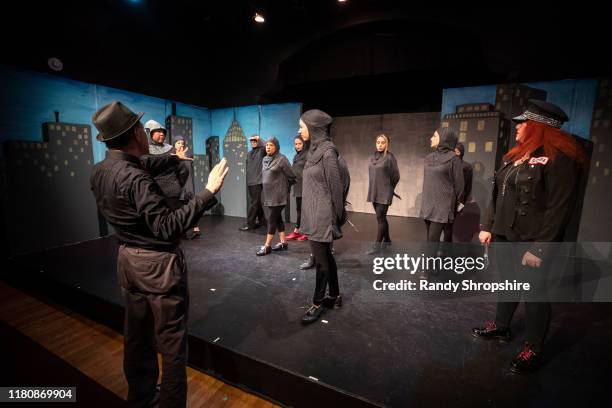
[254,13,265,23]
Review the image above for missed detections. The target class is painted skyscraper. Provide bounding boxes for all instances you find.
[221,116,248,217]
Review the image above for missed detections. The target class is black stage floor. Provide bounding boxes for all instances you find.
[6,212,612,407]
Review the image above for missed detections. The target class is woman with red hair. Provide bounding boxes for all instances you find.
[472,100,586,373]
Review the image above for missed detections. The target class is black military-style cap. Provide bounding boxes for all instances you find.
[512,99,569,128]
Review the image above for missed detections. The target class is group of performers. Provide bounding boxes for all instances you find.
[90,98,585,406]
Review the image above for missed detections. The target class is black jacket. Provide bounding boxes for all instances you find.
[367,151,400,205]
[460,159,473,203]
[261,138,296,207]
[90,151,217,250]
[246,139,266,186]
[482,147,581,258]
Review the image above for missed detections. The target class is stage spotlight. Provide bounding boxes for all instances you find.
[254,13,265,23]
[338,0,348,3]
[47,57,63,72]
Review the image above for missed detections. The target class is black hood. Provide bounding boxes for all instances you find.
[425,127,458,166]
[301,109,332,146]
[436,127,458,153]
[455,142,465,159]
[265,137,280,156]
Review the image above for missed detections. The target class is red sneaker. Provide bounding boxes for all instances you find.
[297,234,308,241]
[286,232,300,240]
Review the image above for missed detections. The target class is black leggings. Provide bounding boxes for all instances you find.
[424,220,453,272]
[295,197,302,229]
[493,235,551,353]
[424,220,453,243]
[373,203,390,243]
[267,205,285,235]
[310,240,339,305]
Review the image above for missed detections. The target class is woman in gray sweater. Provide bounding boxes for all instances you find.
[420,127,464,274]
[367,134,400,251]
[256,137,296,256]
[299,109,346,324]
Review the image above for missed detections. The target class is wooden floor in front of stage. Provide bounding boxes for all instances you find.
[0,281,279,408]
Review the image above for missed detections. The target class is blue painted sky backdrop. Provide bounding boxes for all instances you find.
[0,65,300,163]
[441,79,598,139]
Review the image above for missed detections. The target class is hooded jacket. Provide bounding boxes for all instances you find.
[300,109,345,242]
[292,136,308,197]
[367,150,400,205]
[246,137,266,186]
[420,127,465,223]
[261,137,296,207]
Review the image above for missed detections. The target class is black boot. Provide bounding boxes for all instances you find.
[472,321,511,342]
[256,245,271,256]
[299,254,314,270]
[271,242,288,251]
[301,304,325,324]
[323,294,343,309]
[510,343,541,373]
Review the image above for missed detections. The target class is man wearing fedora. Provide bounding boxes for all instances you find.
[90,101,228,407]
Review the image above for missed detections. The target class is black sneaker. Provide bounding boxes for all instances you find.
[272,242,288,251]
[299,255,314,270]
[510,343,541,373]
[301,304,325,324]
[323,295,343,309]
[472,321,511,342]
[240,224,255,231]
[256,245,271,256]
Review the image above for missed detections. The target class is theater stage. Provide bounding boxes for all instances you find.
[5,212,612,407]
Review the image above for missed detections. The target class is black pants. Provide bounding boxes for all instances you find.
[424,220,453,273]
[117,245,188,408]
[424,220,453,243]
[295,197,302,229]
[373,203,390,243]
[267,205,286,235]
[493,235,551,353]
[247,184,266,228]
[310,240,339,305]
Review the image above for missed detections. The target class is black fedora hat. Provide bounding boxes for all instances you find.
[93,101,144,142]
[512,99,569,129]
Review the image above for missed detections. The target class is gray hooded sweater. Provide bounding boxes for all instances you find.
[420,127,465,223]
[261,137,296,207]
[300,109,345,243]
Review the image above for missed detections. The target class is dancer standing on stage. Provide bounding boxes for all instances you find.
[241,135,266,231]
[472,100,586,373]
[90,102,228,408]
[299,109,347,324]
[286,135,309,241]
[366,133,400,253]
[256,137,296,256]
[455,142,473,204]
[420,127,464,276]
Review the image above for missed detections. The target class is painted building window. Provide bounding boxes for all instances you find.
[460,121,468,131]
[477,120,485,131]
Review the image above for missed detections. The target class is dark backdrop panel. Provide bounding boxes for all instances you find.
[3,123,99,256]
[332,112,439,218]
[579,78,612,242]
